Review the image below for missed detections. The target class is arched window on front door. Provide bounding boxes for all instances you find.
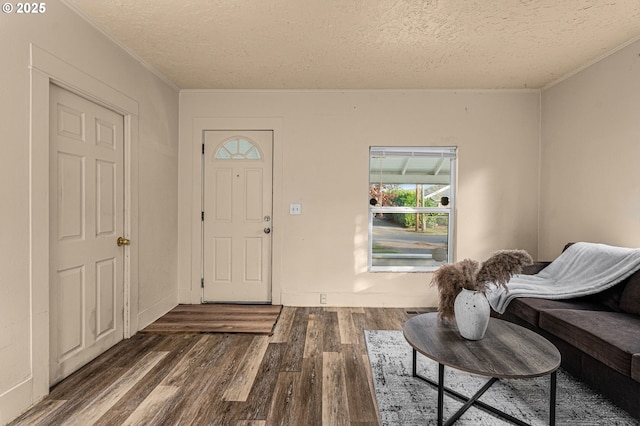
[214,137,262,160]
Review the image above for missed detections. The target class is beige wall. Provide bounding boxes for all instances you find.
[0,3,179,422]
[7,3,635,422]
[179,90,541,307]
[539,39,640,259]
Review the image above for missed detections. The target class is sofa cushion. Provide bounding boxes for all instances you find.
[504,297,606,328]
[581,281,627,312]
[539,309,640,376]
[633,354,640,383]
[620,270,640,315]
[521,262,551,276]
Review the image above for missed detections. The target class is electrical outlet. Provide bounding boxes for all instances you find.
[320,293,327,304]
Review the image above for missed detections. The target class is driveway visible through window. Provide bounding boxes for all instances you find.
[369,147,456,272]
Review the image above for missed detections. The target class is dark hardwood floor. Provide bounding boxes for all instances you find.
[11,307,427,425]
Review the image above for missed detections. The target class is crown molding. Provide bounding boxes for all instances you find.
[542,34,640,91]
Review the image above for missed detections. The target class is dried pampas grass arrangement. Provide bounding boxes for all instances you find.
[430,249,533,320]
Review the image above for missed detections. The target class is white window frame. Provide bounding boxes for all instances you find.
[368,146,456,272]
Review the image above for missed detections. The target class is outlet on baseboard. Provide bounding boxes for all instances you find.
[320,293,327,304]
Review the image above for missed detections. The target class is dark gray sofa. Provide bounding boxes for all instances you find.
[492,245,640,419]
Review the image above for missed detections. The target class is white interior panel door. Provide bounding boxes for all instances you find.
[49,84,125,384]
[203,131,273,303]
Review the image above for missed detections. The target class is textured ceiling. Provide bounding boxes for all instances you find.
[63,0,640,90]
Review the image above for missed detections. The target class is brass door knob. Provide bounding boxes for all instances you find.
[117,236,130,246]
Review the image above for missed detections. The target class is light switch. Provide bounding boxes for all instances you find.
[290,204,302,215]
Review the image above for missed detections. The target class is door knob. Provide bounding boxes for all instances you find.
[117,236,130,246]
[264,228,271,234]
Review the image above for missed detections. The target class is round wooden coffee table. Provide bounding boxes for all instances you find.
[403,312,561,426]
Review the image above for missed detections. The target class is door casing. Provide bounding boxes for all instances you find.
[181,117,284,306]
[26,45,139,406]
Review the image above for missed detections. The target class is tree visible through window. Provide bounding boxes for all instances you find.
[369,147,456,272]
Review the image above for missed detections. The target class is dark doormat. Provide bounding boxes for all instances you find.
[141,304,283,335]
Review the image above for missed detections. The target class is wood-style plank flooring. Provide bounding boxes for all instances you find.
[11,307,430,425]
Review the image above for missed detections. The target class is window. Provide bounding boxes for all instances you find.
[369,146,456,272]
[215,137,262,160]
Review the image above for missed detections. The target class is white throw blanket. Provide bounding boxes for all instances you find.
[486,242,640,314]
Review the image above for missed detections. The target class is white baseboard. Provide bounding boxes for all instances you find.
[136,295,177,331]
[280,291,436,308]
[0,377,46,425]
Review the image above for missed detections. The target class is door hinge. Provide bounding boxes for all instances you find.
[201,278,204,288]
[202,144,205,154]
[201,211,204,221]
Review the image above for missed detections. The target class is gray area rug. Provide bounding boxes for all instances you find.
[365,330,638,425]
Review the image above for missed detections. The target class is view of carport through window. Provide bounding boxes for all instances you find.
[369,147,456,272]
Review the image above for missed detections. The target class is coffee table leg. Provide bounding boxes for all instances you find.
[550,371,557,426]
[411,350,548,426]
[438,363,445,426]
[412,349,417,377]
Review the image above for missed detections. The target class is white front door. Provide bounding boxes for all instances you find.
[202,131,273,303]
[49,84,125,384]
